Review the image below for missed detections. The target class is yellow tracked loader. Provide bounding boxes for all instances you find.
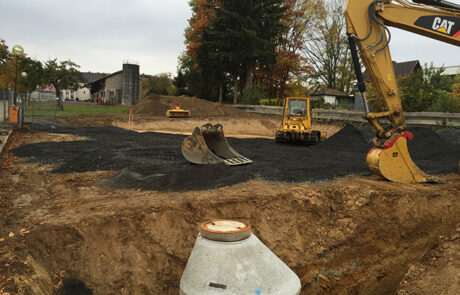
[345,0,459,183]
[275,97,325,145]
[166,104,191,118]
[181,124,253,165]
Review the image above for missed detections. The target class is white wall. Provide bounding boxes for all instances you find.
[323,95,337,105]
[75,85,90,101]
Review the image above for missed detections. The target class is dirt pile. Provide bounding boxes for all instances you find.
[12,124,460,191]
[134,94,251,118]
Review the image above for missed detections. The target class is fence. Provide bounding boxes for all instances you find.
[25,92,59,129]
[0,90,13,125]
[233,104,460,127]
[0,90,59,128]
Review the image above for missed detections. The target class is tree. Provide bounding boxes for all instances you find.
[42,59,83,110]
[366,65,459,113]
[212,0,287,102]
[303,0,355,94]
[173,70,187,96]
[184,0,287,103]
[0,40,9,65]
[399,65,458,112]
[19,57,43,93]
[0,40,43,93]
[141,73,174,96]
[262,0,319,98]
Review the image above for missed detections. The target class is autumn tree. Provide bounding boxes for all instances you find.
[42,59,83,110]
[0,40,43,93]
[262,0,320,98]
[303,0,355,94]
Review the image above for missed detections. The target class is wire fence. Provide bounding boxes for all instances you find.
[25,92,59,129]
[0,90,59,129]
[0,90,13,127]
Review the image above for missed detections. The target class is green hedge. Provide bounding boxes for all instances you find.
[259,99,284,106]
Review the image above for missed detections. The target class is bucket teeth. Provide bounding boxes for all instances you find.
[181,124,253,166]
[224,157,253,166]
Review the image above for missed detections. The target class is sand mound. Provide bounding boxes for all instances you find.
[134,94,251,118]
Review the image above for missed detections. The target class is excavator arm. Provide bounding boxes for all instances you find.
[344,0,459,183]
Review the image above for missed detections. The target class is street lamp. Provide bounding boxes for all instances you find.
[12,45,24,105]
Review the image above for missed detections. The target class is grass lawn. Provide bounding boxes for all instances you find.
[25,102,130,116]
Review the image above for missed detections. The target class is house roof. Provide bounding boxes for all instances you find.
[81,72,107,83]
[363,60,421,81]
[393,60,421,77]
[87,70,123,85]
[441,66,460,76]
[311,88,347,97]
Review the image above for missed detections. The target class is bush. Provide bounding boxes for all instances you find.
[240,85,267,105]
[311,98,326,109]
[259,99,283,106]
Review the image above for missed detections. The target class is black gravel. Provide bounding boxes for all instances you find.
[12,124,460,191]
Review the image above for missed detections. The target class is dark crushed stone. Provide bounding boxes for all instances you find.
[55,279,93,295]
[436,128,460,144]
[12,124,460,191]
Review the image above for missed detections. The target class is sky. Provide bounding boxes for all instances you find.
[0,0,458,76]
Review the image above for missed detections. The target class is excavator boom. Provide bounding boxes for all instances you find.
[344,0,459,183]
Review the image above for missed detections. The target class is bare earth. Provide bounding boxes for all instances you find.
[1,111,459,295]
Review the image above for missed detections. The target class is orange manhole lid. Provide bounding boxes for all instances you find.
[200,219,251,242]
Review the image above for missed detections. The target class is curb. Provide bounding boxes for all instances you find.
[0,127,13,158]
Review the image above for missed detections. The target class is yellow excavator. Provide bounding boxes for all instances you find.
[345,0,459,183]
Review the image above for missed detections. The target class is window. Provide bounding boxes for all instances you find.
[288,100,307,116]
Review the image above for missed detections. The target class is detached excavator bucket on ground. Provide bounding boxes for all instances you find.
[366,132,438,183]
[181,123,253,166]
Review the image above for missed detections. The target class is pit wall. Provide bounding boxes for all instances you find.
[13,177,460,295]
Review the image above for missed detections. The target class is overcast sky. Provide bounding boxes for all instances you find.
[0,0,458,76]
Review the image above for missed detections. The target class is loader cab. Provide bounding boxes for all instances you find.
[281,97,313,130]
[276,97,322,145]
[287,99,308,117]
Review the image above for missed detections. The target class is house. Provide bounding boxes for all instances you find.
[363,60,422,82]
[440,65,460,80]
[36,72,106,101]
[70,72,106,101]
[87,61,142,105]
[310,88,354,108]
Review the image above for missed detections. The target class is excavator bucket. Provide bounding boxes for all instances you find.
[366,133,438,183]
[181,123,253,166]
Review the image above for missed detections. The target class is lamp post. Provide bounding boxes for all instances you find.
[12,45,24,106]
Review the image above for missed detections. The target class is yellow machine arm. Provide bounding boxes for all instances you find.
[344,0,459,183]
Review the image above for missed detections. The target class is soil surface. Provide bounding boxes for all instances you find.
[10,124,460,192]
[1,115,459,294]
